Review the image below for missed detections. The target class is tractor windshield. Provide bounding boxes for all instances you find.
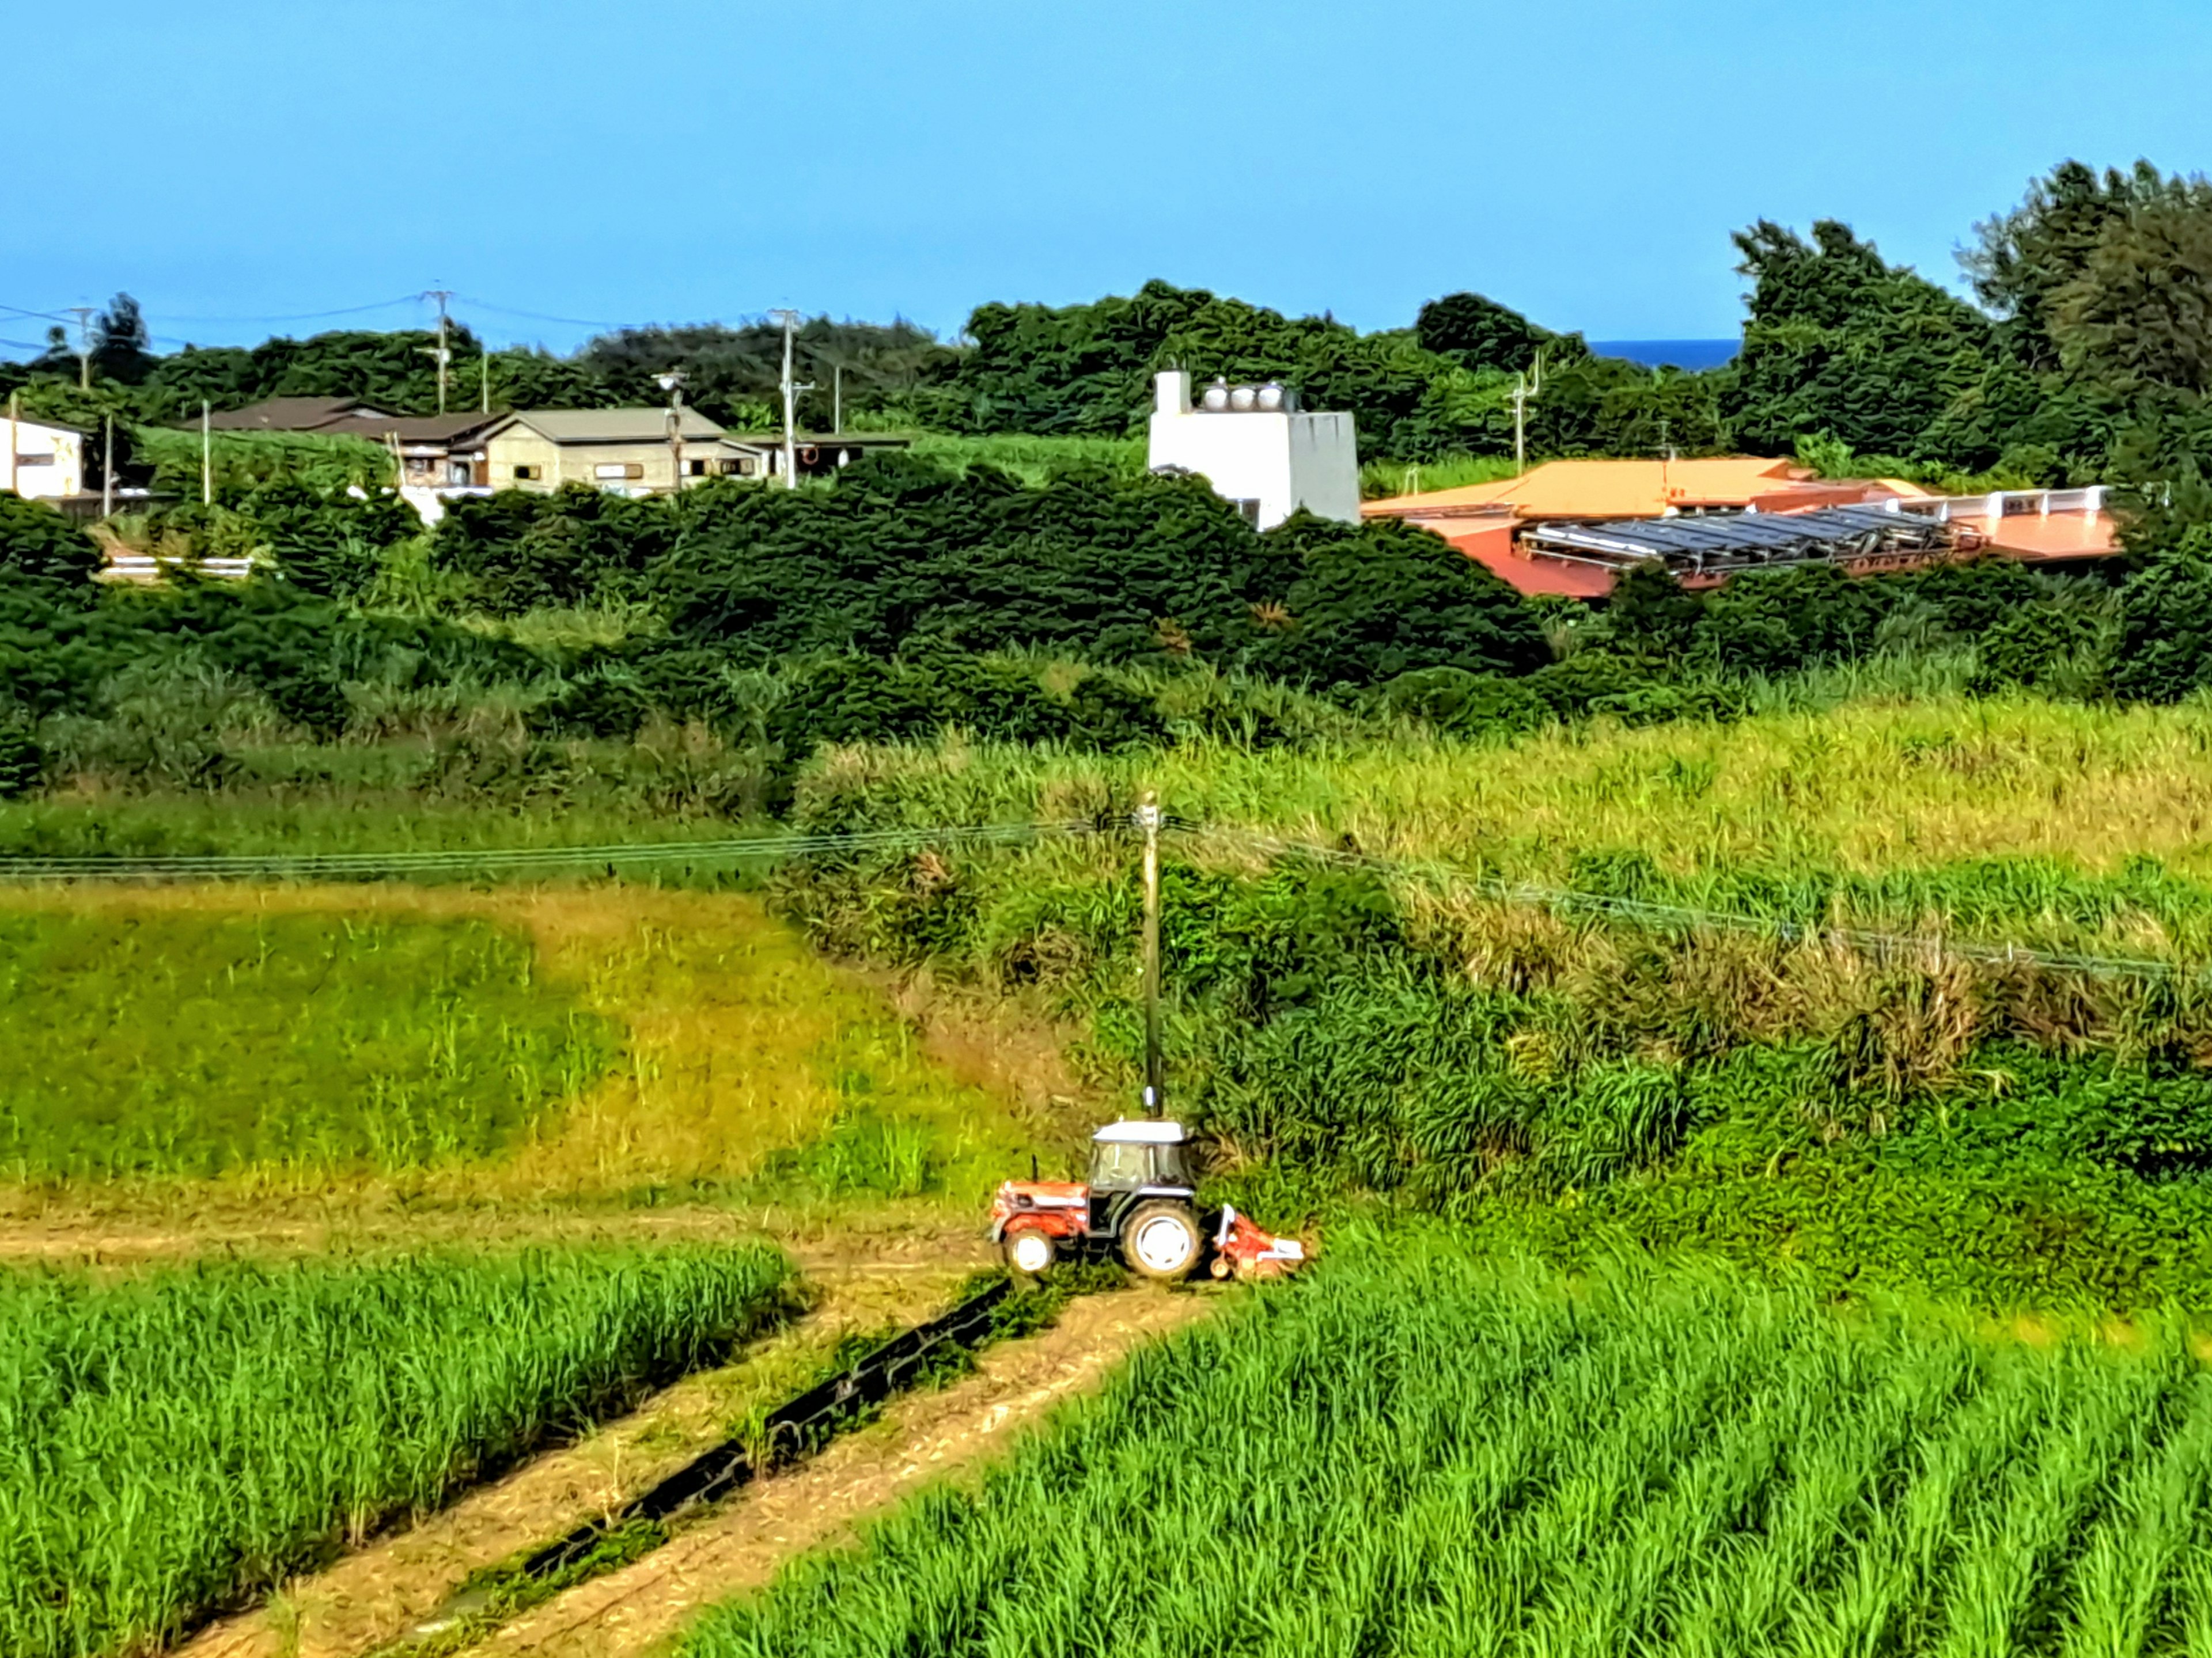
[1090,1140,1153,1187]
[1090,1138,1195,1190]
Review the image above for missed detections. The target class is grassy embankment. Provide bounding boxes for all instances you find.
[1,1241,793,1658]
[685,1230,2212,1658]
[771,694,2212,1307]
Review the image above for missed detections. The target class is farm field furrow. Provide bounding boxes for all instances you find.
[175,1260,972,1658]
[475,1285,1214,1658]
[0,1241,793,1658]
[678,1234,2212,1658]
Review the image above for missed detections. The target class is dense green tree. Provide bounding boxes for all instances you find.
[2109,538,2212,703]
[578,317,950,430]
[0,494,104,588]
[2049,179,2212,400]
[1415,291,1581,375]
[1965,160,2183,373]
[1724,220,2001,462]
[1253,513,1549,685]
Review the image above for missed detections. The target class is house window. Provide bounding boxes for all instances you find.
[594,462,645,480]
[736,457,757,476]
[688,458,710,476]
[513,464,542,480]
[13,454,52,468]
[1233,498,1262,529]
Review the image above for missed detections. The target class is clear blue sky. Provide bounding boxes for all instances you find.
[6,0,2210,358]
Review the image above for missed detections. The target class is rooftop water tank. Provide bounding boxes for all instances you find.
[1255,382,1287,411]
[1200,379,1231,411]
[1229,385,1258,411]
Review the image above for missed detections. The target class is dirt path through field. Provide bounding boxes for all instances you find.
[173,1263,974,1658]
[464,1286,1213,1658]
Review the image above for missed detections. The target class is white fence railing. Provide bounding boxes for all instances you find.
[1745,486,2108,522]
[100,555,257,583]
[1896,485,2106,522]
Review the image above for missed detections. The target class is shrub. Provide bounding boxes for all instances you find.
[0,493,103,588]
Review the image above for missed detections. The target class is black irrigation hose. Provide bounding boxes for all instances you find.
[518,1278,1013,1581]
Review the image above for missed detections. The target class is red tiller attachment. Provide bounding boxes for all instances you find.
[1208,1205,1308,1281]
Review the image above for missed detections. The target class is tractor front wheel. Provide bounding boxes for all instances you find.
[1003,1227,1059,1277]
[1122,1201,1202,1281]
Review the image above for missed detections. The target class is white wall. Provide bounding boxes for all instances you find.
[1145,371,1359,530]
[2,416,84,500]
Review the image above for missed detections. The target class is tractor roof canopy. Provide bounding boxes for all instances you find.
[1093,1120,1188,1145]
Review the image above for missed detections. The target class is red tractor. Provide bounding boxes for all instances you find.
[988,1119,1306,1283]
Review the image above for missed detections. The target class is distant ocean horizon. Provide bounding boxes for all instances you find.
[1590,339,1739,371]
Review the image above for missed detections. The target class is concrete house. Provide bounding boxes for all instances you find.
[477,409,764,495]
[3,412,86,501]
[1146,370,1360,530]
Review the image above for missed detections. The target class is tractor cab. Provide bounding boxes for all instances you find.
[1088,1119,1196,1198]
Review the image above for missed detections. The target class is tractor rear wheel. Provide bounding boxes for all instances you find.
[1003,1227,1058,1277]
[1122,1201,1202,1281]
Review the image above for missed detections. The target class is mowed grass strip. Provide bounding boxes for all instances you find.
[681,1232,2212,1658]
[0,907,611,1180]
[0,1241,793,1658]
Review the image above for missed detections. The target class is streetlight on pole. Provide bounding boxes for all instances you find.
[657,369,687,495]
[767,309,813,490]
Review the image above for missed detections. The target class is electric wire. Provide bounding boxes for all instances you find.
[153,296,427,326]
[1189,824,2194,982]
[452,295,660,332]
[4,809,2180,982]
[0,820,1102,884]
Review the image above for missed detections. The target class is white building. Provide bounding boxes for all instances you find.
[1145,370,1359,531]
[3,412,85,501]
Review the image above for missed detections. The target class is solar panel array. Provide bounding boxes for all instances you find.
[1519,506,1955,576]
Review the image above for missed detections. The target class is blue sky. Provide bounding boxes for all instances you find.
[6,0,2210,357]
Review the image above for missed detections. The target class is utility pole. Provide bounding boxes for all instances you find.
[1136,790,1165,1118]
[6,390,18,498]
[66,306,94,390]
[200,400,212,505]
[658,370,687,494]
[101,413,113,517]
[832,362,842,436]
[421,289,454,414]
[479,351,490,414]
[768,309,813,490]
[1510,347,1546,475]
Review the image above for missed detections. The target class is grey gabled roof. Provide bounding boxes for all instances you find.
[492,408,728,444]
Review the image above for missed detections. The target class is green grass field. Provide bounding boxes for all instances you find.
[0,1241,793,1658]
[685,1232,2212,1658]
[905,432,1147,484]
[0,904,612,1180]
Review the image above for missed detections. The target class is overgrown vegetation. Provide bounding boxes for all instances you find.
[0,1241,794,1658]
[773,706,2212,1308]
[0,906,609,1181]
[685,1233,2212,1658]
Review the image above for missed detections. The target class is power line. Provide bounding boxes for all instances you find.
[154,295,426,325]
[452,295,658,332]
[0,821,1102,885]
[1192,826,2193,983]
